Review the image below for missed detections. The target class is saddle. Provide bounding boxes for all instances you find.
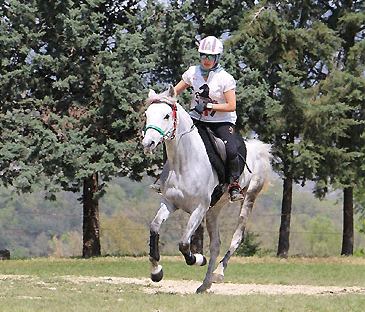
[195,123,247,206]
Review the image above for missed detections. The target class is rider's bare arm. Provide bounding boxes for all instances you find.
[174,80,190,95]
[209,89,236,112]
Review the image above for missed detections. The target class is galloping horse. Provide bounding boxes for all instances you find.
[142,85,272,293]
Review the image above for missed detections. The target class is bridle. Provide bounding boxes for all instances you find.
[144,99,178,140]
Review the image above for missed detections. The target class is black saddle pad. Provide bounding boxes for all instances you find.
[195,123,247,185]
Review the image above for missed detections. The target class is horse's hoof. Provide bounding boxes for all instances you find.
[196,285,207,294]
[196,282,211,294]
[194,254,207,266]
[211,273,224,283]
[151,265,163,282]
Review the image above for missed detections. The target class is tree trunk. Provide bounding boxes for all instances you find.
[277,174,293,258]
[341,187,354,256]
[82,173,101,258]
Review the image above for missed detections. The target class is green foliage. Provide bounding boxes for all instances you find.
[235,231,261,257]
[308,70,365,194]
[1,0,365,260]
[100,212,147,256]
[355,218,365,237]
[228,4,342,184]
[354,248,365,257]
[0,187,82,258]
[304,216,342,257]
[0,0,162,195]
[0,176,365,258]
[49,232,82,258]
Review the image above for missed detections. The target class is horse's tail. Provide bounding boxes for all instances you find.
[245,139,273,192]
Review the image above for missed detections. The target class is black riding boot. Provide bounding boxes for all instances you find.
[228,156,244,202]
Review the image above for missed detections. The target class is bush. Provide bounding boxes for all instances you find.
[235,231,261,257]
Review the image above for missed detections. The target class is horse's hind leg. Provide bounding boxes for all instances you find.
[186,222,207,266]
[149,202,173,282]
[191,221,204,253]
[212,191,257,283]
[196,204,222,293]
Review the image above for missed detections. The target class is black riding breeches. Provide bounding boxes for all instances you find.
[194,120,238,161]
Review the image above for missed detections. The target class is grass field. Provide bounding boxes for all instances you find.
[1,256,365,311]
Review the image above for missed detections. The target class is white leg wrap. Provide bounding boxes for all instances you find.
[151,264,163,275]
[194,254,205,266]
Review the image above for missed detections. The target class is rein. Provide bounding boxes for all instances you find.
[144,99,178,140]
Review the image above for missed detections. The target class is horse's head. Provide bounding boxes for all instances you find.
[142,85,178,154]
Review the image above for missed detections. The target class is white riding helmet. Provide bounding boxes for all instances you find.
[198,36,223,55]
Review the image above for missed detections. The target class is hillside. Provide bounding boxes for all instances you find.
[0,176,364,258]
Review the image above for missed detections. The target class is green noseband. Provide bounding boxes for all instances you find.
[144,125,165,137]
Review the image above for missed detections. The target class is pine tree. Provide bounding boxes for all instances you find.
[0,0,163,257]
[310,71,365,255]
[0,0,44,192]
[307,0,365,255]
[228,2,341,257]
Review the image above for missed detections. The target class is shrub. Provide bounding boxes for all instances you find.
[235,231,261,257]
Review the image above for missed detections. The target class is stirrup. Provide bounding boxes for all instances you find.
[228,182,244,202]
[149,177,162,194]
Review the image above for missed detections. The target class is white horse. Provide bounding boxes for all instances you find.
[142,85,272,293]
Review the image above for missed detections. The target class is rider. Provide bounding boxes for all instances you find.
[174,36,244,202]
[150,36,243,202]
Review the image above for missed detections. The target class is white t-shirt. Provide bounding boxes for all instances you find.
[182,65,237,124]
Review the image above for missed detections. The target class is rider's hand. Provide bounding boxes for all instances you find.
[194,99,215,114]
[194,102,207,114]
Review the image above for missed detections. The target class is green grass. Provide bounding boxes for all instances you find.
[222,257,365,287]
[0,256,365,311]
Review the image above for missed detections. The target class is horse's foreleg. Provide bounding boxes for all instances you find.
[149,202,172,282]
[196,205,222,293]
[179,207,207,267]
[149,232,163,282]
[212,192,256,283]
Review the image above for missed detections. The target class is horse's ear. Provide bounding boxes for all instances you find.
[167,84,176,98]
[148,89,157,98]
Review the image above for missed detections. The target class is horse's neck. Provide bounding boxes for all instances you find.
[165,106,203,170]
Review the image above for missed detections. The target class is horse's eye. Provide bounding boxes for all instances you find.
[164,114,170,120]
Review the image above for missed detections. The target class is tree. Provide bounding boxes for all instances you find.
[189,0,256,38]
[0,0,161,257]
[309,70,365,255]
[228,2,341,257]
[0,0,46,192]
[2,0,363,259]
[307,1,365,255]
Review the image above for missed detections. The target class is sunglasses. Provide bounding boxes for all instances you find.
[200,53,215,61]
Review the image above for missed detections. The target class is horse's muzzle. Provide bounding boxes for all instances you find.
[142,138,159,155]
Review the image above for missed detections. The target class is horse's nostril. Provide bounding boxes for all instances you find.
[142,140,157,155]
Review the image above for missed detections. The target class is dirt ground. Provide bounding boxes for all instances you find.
[2,273,365,296]
[61,275,365,296]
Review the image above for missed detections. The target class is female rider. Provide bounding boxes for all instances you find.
[174,36,244,202]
